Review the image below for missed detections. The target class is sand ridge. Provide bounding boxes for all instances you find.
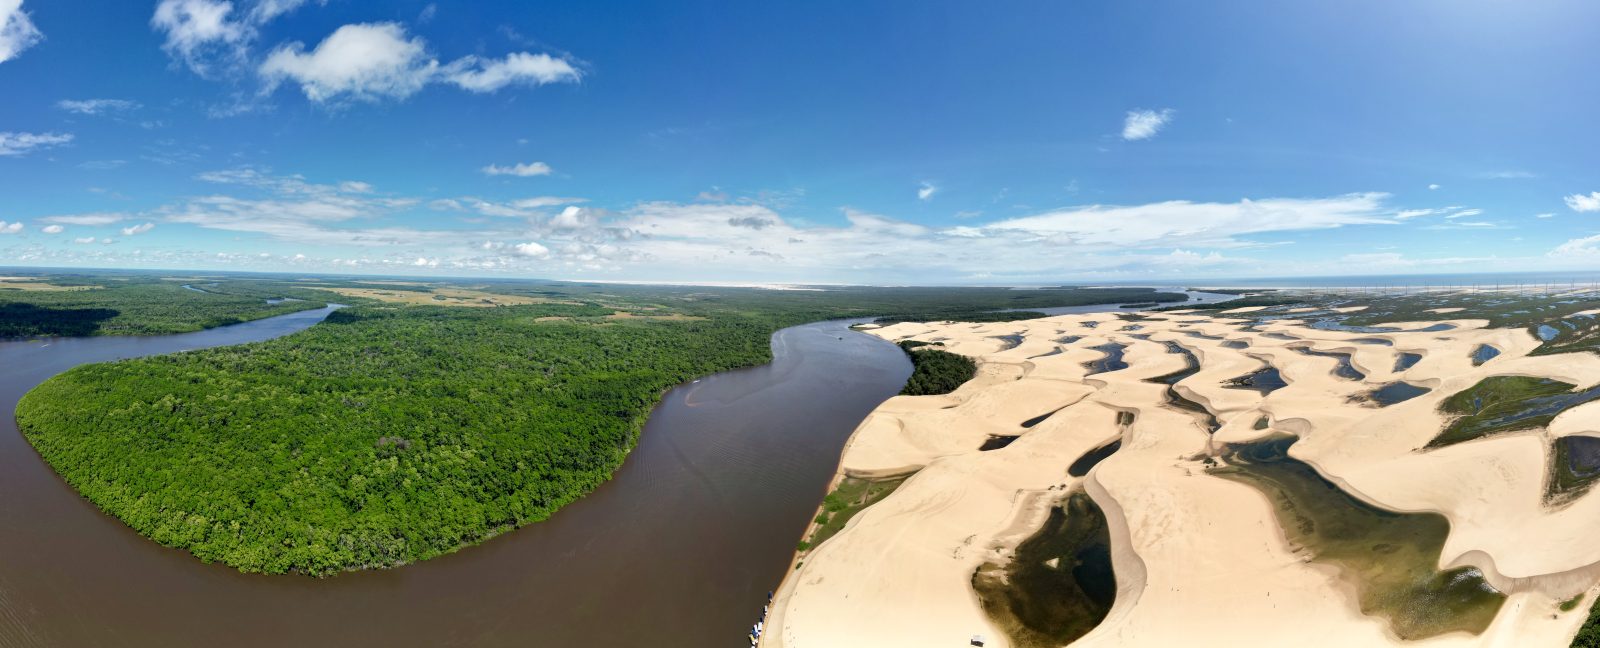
[764,310,1600,647]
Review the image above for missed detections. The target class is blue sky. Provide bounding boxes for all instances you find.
[2,0,1599,284]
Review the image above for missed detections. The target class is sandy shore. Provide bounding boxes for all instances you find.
[763,310,1600,647]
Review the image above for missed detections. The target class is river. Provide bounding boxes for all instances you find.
[0,309,910,647]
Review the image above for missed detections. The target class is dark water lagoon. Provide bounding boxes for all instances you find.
[1212,436,1505,640]
[972,490,1115,648]
[0,312,910,647]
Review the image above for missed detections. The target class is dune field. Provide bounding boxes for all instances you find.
[765,309,1600,647]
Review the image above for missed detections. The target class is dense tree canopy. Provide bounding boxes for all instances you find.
[898,341,978,396]
[0,277,336,337]
[17,305,773,575]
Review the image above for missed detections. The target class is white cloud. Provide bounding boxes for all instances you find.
[1536,213,1555,219]
[121,222,156,236]
[72,236,97,244]
[482,161,552,177]
[260,23,436,102]
[1551,234,1600,258]
[410,256,437,267]
[41,224,63,234]
[0,131,72,156]
[248,0,321,23]
[1444,208,1484,219]
[0,0,43,64]
[259,23,580,104]
[41,212,126,225]
[982,193,1393,248]
[1566,192,1600,213]
[1396,209,1436,220]
[447,52,580,92]
[338,180,372,193]
[513,241,550,257]
[917,181,937,201]
[1122,108,1174,141]
[151,0,249,76]
[1428,184,1441,190]
[0,221,22,234]
[57,99,141,115]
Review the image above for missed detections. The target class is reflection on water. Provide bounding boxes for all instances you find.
[1394,352,1423,372]
[1211,436,1505,640]
[972,490,1115,648]
[1224,366,1288,394]
[1470,344,1501,366]
[1550,436,1600,506]
[1083,343,1128,376]
[1362,382,1432,407]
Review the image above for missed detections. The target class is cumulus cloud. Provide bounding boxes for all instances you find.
[151,0,250,75]
[260,23,436,102]
[482,161,552,177]
[57,98,141,115]
[259,22,579,104]
[513,241,550,257]
[0,0,43,65]
[41,224,63,234]
[0,220,22,234]
[72,236,97,244]
[0,131,72,156]
[917,181,937,201]
[1428,184,1441,190]
[1122,108,1174,141]
[121,222,156,236]
[1551,234,1600,258]
[1566,192,1600,213]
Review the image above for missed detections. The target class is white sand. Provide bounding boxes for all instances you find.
[764,311,1600,648]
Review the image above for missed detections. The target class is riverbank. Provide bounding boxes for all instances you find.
[765,308,1600,647]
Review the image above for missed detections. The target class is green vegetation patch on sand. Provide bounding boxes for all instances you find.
[1211,435,1505,640]
[17,304,776,575]
[799,476,906,552]
[898,341,978,396]
[1430,376,1600,449]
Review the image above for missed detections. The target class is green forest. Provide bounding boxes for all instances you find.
[9,271,1179,574]
[898,341,978,396]
[17,303,775,575]
[0,275,338,337]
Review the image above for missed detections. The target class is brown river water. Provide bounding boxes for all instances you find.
[0,309,910,647]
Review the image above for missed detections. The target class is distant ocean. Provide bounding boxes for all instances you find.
[1083,272,1600,290]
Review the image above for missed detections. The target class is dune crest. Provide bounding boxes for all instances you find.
[765,310,1600,647]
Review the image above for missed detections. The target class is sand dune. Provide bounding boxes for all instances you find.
[764,310,1600,647]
